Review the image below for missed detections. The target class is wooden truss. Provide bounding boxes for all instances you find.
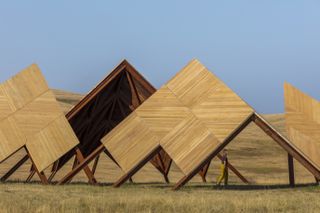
[0,64,96,184]
[57,61,249,185]
[60,59,319,190]
[63,112,318,190]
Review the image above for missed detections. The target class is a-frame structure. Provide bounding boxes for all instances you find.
[57,60,249,185]
[48,59,174,183]
[284,83,320,183]
[92,59,319,190]
[0,64,96,184]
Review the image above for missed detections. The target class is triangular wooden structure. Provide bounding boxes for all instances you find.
[60,60,320,189]
[47,59,175,182]
[284,83,320,182]
[58,60,248,184]
[0,64,96,184]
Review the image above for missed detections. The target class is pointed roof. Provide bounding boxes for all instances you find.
[56,59,157,170]
[284,83,320,170]
[102,59,320,189]
[102,59,253,175]
[0,64,79,172]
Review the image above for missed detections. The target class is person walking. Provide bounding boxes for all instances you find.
[216,149,229,187]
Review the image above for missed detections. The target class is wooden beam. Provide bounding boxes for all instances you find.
[24,147,48,184]
[252,113,320,180]
[58,144,105,185]
[173,113,254,190]
[217,153,249,184]
[113,146,162,187]
[26,170,36,182]
[91,155,100,175]
[198,162,210,183]
[75,148,97,184]
[0,154,29,182]
[288,154,295,187]
[126,71,141,108]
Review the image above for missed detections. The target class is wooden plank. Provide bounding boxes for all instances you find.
[0,64,80,175]
[102,112,160,172]
[284,83,320,169]
[13,90,62,136]
[0,154,29,182]
[167,59,254,141]
[161,114,219,175]
[26,115,79,172]
[288,154,295,187]
[0,117,26,162]
[1,64,48,110]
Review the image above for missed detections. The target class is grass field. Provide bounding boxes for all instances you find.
[0,89,318,212]
[0,183,319,212]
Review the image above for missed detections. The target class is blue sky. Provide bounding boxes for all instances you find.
[0,1,319,113]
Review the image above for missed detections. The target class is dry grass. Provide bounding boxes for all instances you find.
[0,183,319,212]
[0,89,318,212]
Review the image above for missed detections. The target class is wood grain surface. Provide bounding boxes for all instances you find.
[284,82,320,170]
[0,64,79,171]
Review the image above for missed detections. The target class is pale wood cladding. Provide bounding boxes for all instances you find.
[167,59,254,142]
[0,64,79,171]
[102,59,254,176]
[284,83,320,169]
[102,112,159,172]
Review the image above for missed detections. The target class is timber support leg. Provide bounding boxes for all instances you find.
[1,154,29,182]
[26,165,36,183]
[75,148,97,184]
[288,154,295,187]
[58,145,105,185]
[114,146,162,187]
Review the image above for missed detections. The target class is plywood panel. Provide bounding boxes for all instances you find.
[160,115,219,174]
[284,83,320,168]
[0,64,79,172]
[13,90,62,136]
[167,59,254,142]
[1,64,48,110]
[135,86,192,138]
[103,59,255,177]
[0,85,16,120]
[102,112,160,172]
[26,115,79,172]
[0,117,26,162]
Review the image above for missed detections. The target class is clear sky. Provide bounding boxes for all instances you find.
[0,1,319,113]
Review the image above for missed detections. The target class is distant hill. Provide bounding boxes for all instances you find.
[52,89,84,114]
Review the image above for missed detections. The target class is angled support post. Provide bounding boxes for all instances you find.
[288,154,295,187]
[58,144,105,185]
[252,113,320,180]
[24,147,49,184]
[173,113,254,190]
[48,161,59,182]
[74,148,97,184]
[26,165,36,182]
[113,146,162,187]
[91,155,100,175]
[0,154,29,182]
[198,162,210,183]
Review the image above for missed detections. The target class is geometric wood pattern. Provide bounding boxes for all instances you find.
[0,64,79,172]
[102,59,254,176]
[54,60,172,177]
[102,112,160,172]
[284,82,320,170]
[167,59,254,142]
